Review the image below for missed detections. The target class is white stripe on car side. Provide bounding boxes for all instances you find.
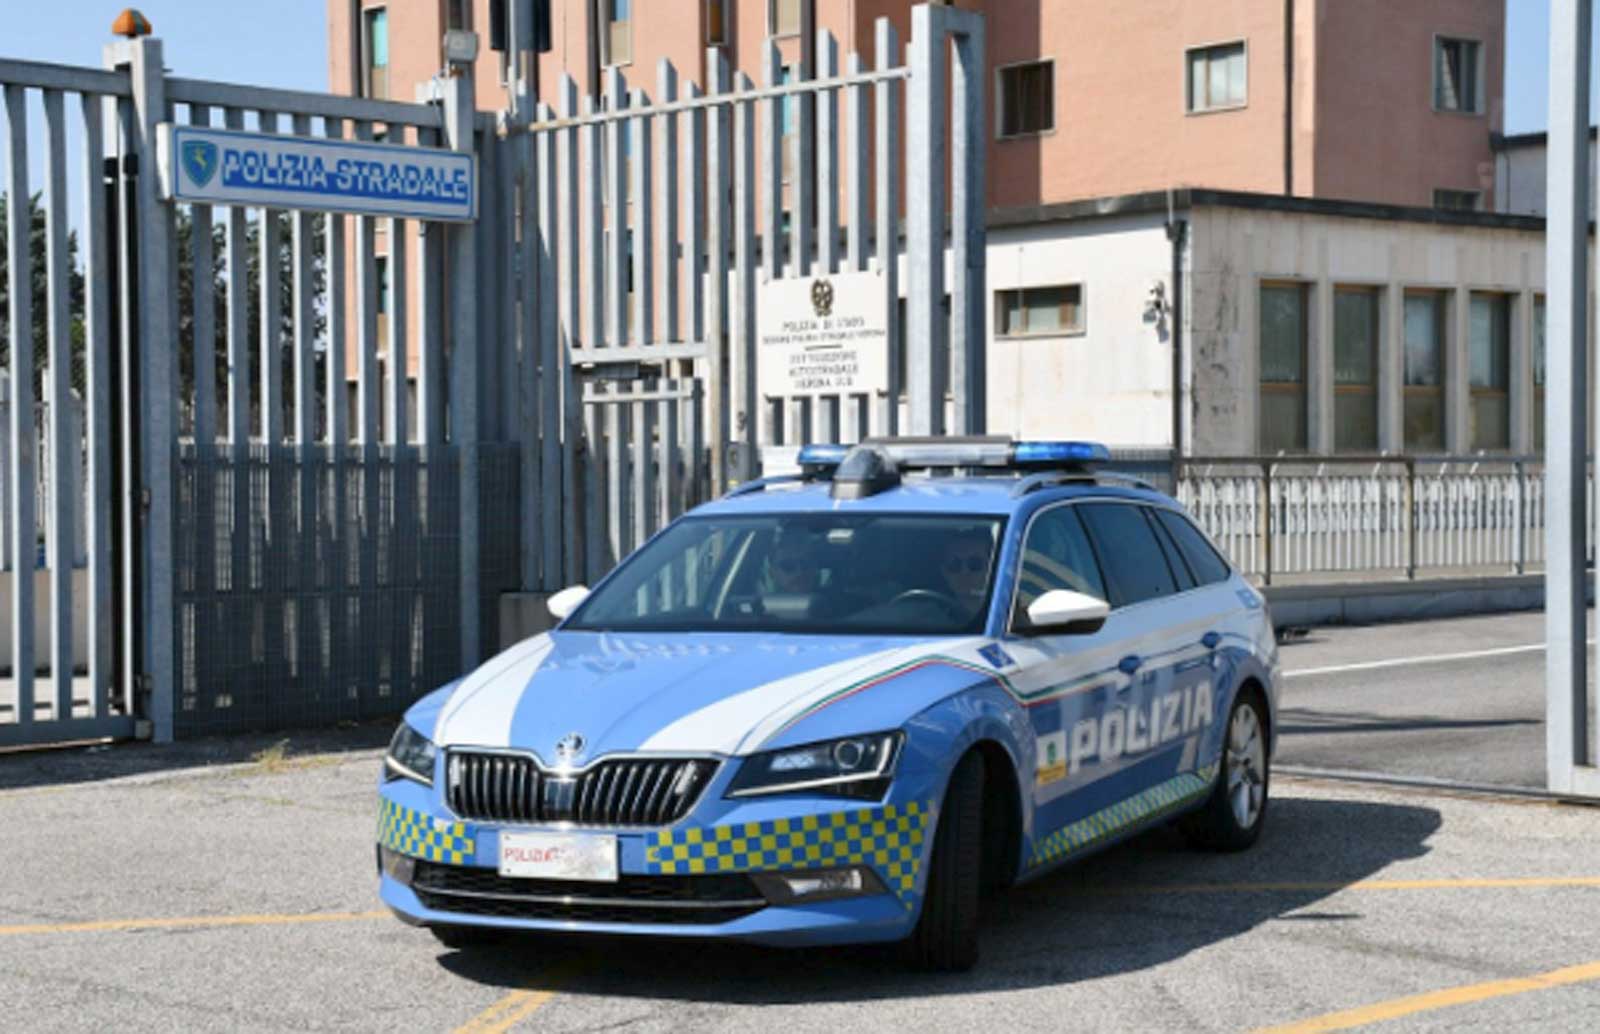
[434,634,554,748]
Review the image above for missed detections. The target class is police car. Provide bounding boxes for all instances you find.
[377,438,1279,970]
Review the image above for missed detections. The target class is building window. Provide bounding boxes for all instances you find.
[998,61,1055,138]
[770,0,801,38]
[444,0,471,31]
[362,7,389,100]
[707,0,728,46]
[1187,42,1247,113]
[1403,292,1446,451]
[1433,188,1481,211]
[1534,296,1546,452]
[1434,37,1481,113]
[1259,282,1308,454]
[996,285,1084,337]
[1333,287,1379,452]
[603,0,632,66]
[1469,293,1511,451]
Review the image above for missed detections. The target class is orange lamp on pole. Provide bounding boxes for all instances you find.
[111,8,153,38]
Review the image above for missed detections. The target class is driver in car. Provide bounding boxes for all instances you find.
[769,533,823,595]
[938,529,994,622]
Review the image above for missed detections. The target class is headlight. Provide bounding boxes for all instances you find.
[385,723,436,785]
[727,732,902,799]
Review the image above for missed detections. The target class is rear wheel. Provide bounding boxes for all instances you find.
[1181,689,1269,852]
[902,750,984,971]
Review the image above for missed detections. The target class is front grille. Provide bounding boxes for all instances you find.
[445,752,717,827]
[411,861,765,926]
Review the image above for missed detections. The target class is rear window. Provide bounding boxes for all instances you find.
[1077,502,1179,607]
[1154,509,1232,585]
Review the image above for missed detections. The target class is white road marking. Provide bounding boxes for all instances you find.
[1284,640,1596,679]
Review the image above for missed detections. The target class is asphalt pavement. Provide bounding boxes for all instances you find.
[1275,609,1597,790]
[3,611,1600,1032]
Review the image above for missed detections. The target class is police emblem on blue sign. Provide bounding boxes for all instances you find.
[181,140,219,188]
[979,643,1015,670]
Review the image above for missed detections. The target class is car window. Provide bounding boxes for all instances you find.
[1076,502,1179,607]
[1014,505,1108,623]
[1154,509,1232,585]
[1145,508,1197,592]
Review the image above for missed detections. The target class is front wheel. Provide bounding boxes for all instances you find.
[901,751,984,971]
[1180,689,1269,852]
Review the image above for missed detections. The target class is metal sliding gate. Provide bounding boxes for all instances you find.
[0,3,986,747]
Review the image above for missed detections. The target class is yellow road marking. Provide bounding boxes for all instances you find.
[0,909,389,936]
[1084,876,1600,896]
[452,985,562,1034]
[1252,959,1600,1034]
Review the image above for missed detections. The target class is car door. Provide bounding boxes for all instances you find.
[1003,502,1137,860]
[1074,502,1211,789]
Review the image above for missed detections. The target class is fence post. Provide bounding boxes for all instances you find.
[1260,461,1273,586]
[107,35,176,742]
[906,4,948,435]
[1405,458,1418,580]
[1514,459,1527,575]
[444,68,481,672]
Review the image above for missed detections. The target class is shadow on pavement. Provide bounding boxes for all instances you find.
[1279,708,1542,736]
[0,721,394,791]
[436,795,1440,999]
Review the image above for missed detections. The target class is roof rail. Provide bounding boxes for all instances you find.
[1011,470,1158,498]
[722,474,804,498]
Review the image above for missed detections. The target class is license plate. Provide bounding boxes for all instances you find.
[498,831,618,882]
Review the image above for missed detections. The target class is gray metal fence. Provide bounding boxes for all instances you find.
[1178,456,1590,583]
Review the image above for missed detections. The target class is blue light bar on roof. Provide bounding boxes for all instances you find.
[1011,441,1112,468]
[797,443,850,473]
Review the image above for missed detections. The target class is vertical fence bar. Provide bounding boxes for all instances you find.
[290,114,316,446]
[257,110,283,445]
[906,6,947,435]
[82,92,114,716]
[605,69,626,350]
[325,120,349,449]
[535,106,563,588]
[761,42,783,284]
[43,90,73,716]
[686,81,706,346]
[875,21,901,437]
[416,133,444,448]
[4,84,35,724]
[631,87,653,347]
[733,73,758,483]
[950,9,986,434]
[846,52,868,276]
[557,78,582,582]
[385,219,408,446]
[816,31,839,277]
[656,62,679,348]
[189,105,217,445]
[444,70,480,669]
[706,50,731,492]
[517,132,541,591]
[792,40,814,279]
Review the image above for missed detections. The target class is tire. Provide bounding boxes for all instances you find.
[902,750,985,972]
[1181,688,1270,852]
[428,923,505,950]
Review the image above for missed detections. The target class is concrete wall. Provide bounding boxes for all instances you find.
[1187,202,1553,455]
[1494,138,1597,218]
[984,214,1179,445]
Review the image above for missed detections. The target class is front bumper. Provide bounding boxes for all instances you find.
[376,769,940,947]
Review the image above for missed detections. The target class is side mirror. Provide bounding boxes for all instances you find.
[1024,589,1110,635]
[547,585,590,621]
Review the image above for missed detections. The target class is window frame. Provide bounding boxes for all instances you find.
[995,58,1057,140]
[706,0,729,47]
[1332,284,1381,453]
[1432,35,1484,115]
[1006,501,1110,633]
[361,6,389,100]
[1534,294,1547,453]
[995,283,1086,338]
[1433,188,1482,211]
[600,0,634,67]
[1185,39,1249,115]
[768,0,803,39]
[1402,289,1448,452]
[1258,279,1311,455]
[1468,291,1512,452]
[1074,501,1185,611]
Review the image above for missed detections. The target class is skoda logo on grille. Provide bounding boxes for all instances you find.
[555,732,586,763]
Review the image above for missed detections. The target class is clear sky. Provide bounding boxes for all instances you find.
[0,2,1589,139]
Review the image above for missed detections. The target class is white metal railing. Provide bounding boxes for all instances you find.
[1176,456,1591,582]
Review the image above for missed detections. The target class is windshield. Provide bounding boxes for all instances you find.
[565,512,1007,635]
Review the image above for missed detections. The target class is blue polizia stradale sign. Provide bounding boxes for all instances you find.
[159,125,476,223]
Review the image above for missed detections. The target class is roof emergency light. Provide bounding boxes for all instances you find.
[799,437,1115,500]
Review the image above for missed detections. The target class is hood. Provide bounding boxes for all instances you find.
[432,631,961,759]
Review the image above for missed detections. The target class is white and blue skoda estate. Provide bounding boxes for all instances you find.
[377,438,1279,970]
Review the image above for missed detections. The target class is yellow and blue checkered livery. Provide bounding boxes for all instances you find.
[1030,766,1217,868]
[378,798,476,865]
[645,801,933,908]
